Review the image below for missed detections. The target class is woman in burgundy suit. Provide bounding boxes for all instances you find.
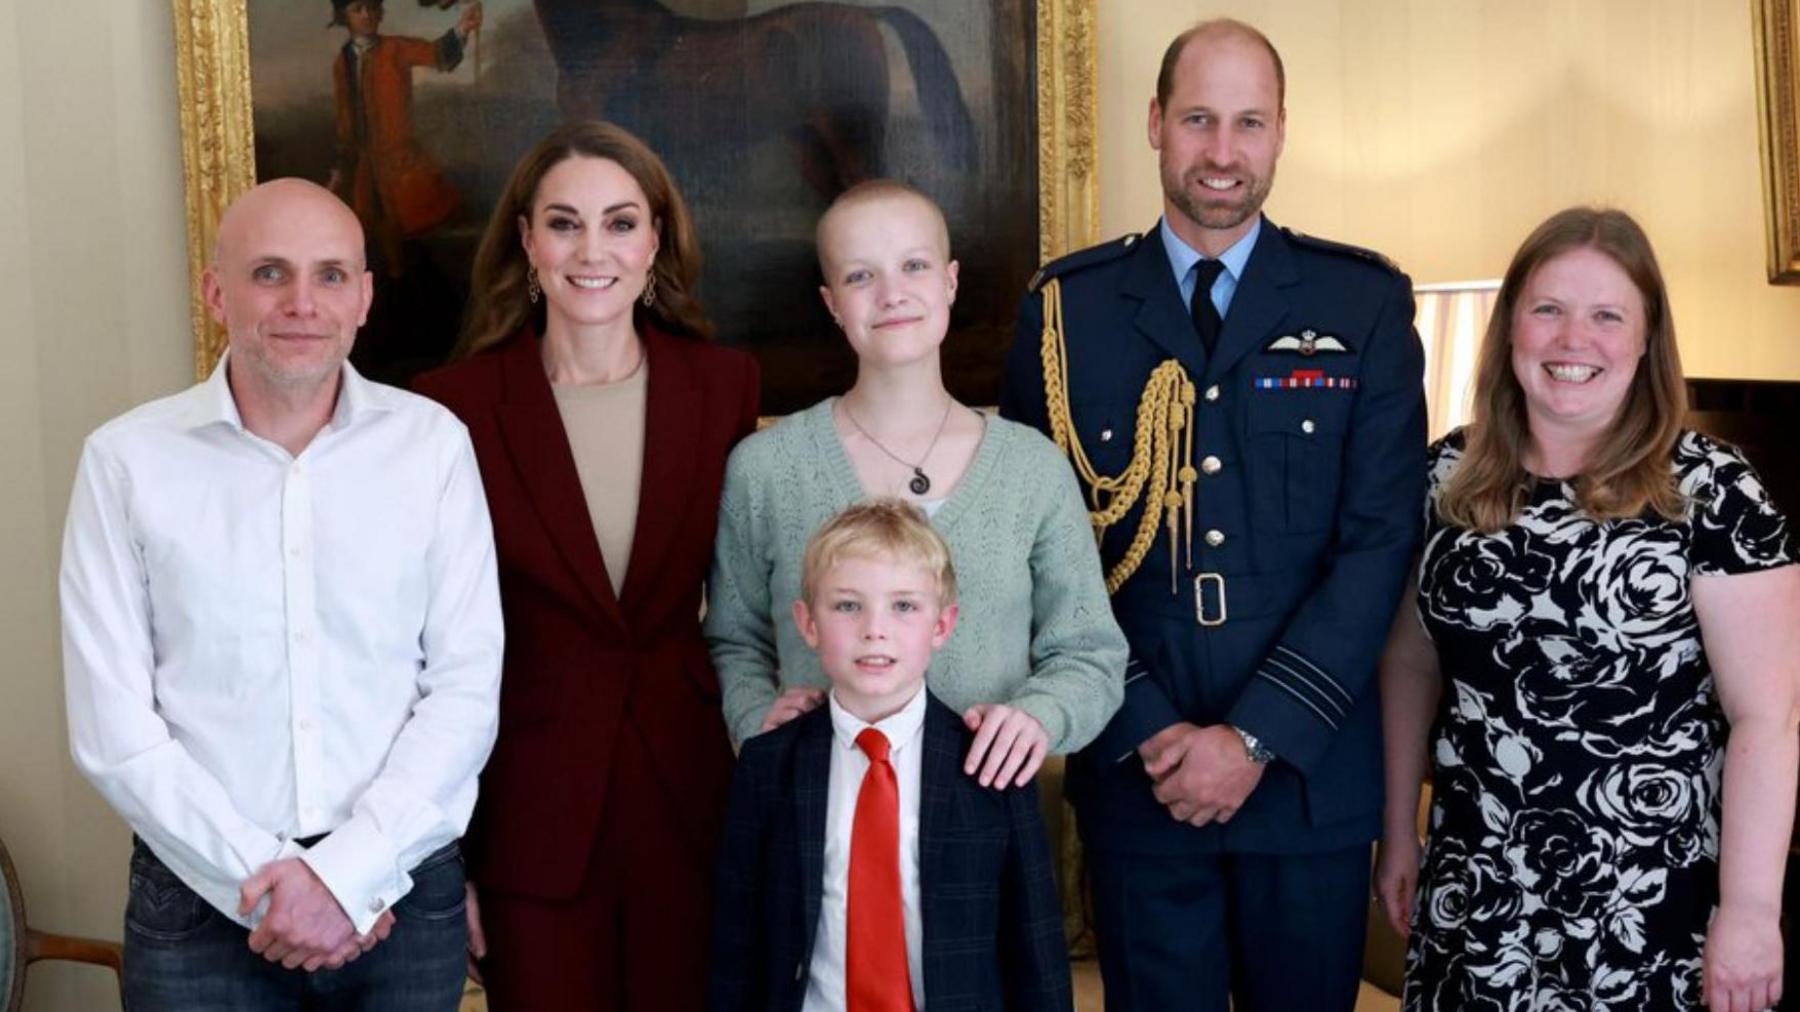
[413,121,759,1012]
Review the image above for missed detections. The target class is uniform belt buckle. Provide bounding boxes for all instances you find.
[1193,572,1227,627]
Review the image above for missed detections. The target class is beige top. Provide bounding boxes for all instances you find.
[552,361,648,597]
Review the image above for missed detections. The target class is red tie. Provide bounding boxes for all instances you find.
[848,728,914,1012]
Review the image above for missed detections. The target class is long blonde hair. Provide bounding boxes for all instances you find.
[454,121,713,358]
[1437,207,1687,531]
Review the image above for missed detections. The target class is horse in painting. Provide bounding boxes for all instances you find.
[531,0,977,195]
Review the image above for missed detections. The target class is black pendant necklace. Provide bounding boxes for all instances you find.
[841,396,955,496]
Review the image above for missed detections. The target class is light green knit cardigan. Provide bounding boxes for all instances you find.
[704,398,1127,751]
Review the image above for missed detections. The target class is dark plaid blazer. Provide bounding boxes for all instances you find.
[708,691,1074,1012]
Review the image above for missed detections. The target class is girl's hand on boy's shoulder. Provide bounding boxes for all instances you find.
[962,704,1048,789]
[761,686,828,733]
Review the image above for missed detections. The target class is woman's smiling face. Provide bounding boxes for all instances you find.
[1510,245,1648,444]
[520,155,660,332]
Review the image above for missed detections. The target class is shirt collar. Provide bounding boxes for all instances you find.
[1160,214,1262,286]
[828,685,928,756]
[185,351,393,435]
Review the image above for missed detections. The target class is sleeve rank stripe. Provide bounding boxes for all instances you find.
[1254,670,1341,730]
[1273,644,1354,710]
[1261,655,1349,723]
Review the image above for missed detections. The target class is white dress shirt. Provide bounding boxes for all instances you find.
[805,688,928,1011]
[60,357,503,934]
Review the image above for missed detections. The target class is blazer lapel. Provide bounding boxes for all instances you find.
[1120,229,1210,382]
[615,326,700,612]
[796,711,834,952]
[1208,221,1300,381]
[492,331,628,631]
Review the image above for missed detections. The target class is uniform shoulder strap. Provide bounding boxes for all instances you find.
[1028,232,1143,292]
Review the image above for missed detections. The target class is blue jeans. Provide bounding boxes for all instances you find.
[122,837,468,1012]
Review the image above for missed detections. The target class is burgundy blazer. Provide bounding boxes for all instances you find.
[414,326,760,899]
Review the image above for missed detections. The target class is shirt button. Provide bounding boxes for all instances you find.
[1200,455,1221,475]
[1204,384,1220,402]
[291,630,307,644]
[1205,529,1226,547]
[297,718,313,732]
[1301,418,1316,435]
[291,462,304,475]
[369,898,386,914]
[288,545,302,559]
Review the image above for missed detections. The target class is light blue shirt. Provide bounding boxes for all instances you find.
[1160,215,1262,321]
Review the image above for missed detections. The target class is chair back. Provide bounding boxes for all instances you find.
[1,837,27,1012]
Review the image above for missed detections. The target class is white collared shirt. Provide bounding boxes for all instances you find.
[60,357,503,934]
[805,688,928,1011]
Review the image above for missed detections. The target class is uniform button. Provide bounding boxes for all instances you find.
[1100,428,1113,442]
[794,962,806,982]
[1204,384,1220,402]
[1200,455,1221,475]
[1301,418,1316,435]
[1205,529,1226,547]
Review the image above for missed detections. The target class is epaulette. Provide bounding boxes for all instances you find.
[1028,232,1141,291]
[1281,227,1403,275]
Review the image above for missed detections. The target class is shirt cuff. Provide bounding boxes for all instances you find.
[1086,656,1183,764]
[298,819,409,936]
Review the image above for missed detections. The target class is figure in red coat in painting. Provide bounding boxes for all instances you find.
[327,0,482,278]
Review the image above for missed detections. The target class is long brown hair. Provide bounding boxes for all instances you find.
[1438,207,1687,531]
[454,121,713,358]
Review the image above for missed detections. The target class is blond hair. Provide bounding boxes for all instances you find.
[1438,207,1687,531]
[799,499,958,607]
[814,179,950,277]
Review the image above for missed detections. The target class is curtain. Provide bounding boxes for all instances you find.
[1414,283,1498,440]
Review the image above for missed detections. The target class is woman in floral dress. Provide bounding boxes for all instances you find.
[1375,207,1800,1011]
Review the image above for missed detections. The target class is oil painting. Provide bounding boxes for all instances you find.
[175,0,1099,411]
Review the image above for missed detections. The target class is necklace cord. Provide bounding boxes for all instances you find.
[840,396,955,495]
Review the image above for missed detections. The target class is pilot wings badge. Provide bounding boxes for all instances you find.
[1265,328,1350,356]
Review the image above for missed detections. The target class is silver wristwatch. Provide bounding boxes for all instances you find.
[1231,725,1275,765]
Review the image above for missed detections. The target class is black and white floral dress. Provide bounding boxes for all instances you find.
[1404,429,1796,1011]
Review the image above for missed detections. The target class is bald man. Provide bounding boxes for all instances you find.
[60,178,503,1010]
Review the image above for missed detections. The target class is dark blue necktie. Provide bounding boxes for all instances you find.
[1191,259,1225,357]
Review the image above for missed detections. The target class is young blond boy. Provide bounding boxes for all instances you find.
[709,500,1073,1012]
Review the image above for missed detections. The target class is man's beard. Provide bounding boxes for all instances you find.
[1163,163,1273,233]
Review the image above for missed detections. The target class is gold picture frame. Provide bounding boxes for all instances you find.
[1755,0,1800,283]
[170,0,1100,379]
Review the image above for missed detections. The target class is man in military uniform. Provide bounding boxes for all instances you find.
[1000,19,1425,1011]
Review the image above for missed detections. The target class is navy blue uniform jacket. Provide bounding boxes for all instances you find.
[1000,219,1426,856]
[707,692,1074,1012]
